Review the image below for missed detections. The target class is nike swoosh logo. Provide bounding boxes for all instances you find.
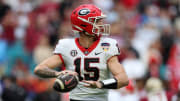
[95,52,103,55]
[65,76,74,85]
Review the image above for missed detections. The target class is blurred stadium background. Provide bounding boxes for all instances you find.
[0,0,180,101]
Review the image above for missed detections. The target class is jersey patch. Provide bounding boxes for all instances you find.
[70,50,78,57]
[101,43,110,52]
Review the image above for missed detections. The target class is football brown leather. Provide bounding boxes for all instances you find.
[53,74,79,92]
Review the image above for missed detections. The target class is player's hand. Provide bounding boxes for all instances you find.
[82,80,103,88]
[56,70,78,77]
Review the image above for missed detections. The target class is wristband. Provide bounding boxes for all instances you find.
[100,78,118,89]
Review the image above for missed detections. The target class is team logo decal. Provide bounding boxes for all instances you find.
[70,50,78,57]
[78,9,90,16]
[101,43,110,52]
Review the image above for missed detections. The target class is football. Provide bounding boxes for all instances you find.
[53,73,79,92]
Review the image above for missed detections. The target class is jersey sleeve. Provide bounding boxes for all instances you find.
[105,39,120,61]
[53,40,66,70]
[53,39,66,54]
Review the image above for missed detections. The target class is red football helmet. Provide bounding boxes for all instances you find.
[71,4,110,36]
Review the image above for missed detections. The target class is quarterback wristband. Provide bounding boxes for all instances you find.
[100,78,118,89]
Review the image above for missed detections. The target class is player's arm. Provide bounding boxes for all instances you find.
[34,55,62,78]
[34,55,77,78]
[106,56,129,88]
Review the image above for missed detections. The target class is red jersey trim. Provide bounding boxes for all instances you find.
[75,38,100,56]
[56,54,66,70]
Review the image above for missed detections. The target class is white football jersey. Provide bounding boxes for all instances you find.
[54,37,120,101]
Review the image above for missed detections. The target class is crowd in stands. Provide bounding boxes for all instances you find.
[0,0,180,101]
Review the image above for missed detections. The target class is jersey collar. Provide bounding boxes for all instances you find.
[75,38,100,56]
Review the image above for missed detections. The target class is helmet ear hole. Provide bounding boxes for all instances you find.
[89,18,96,23]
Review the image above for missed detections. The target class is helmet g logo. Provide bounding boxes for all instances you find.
[78,9,90,16]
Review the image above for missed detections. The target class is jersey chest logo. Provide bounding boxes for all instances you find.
[70,50,78,57]
[95,51,103,55]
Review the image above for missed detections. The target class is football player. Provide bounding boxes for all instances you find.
[34,4,129,101]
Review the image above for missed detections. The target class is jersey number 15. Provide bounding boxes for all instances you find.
[74,58,99,81]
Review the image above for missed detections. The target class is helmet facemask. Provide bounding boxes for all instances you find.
[89,16,110,36]
[77,15,110,37]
